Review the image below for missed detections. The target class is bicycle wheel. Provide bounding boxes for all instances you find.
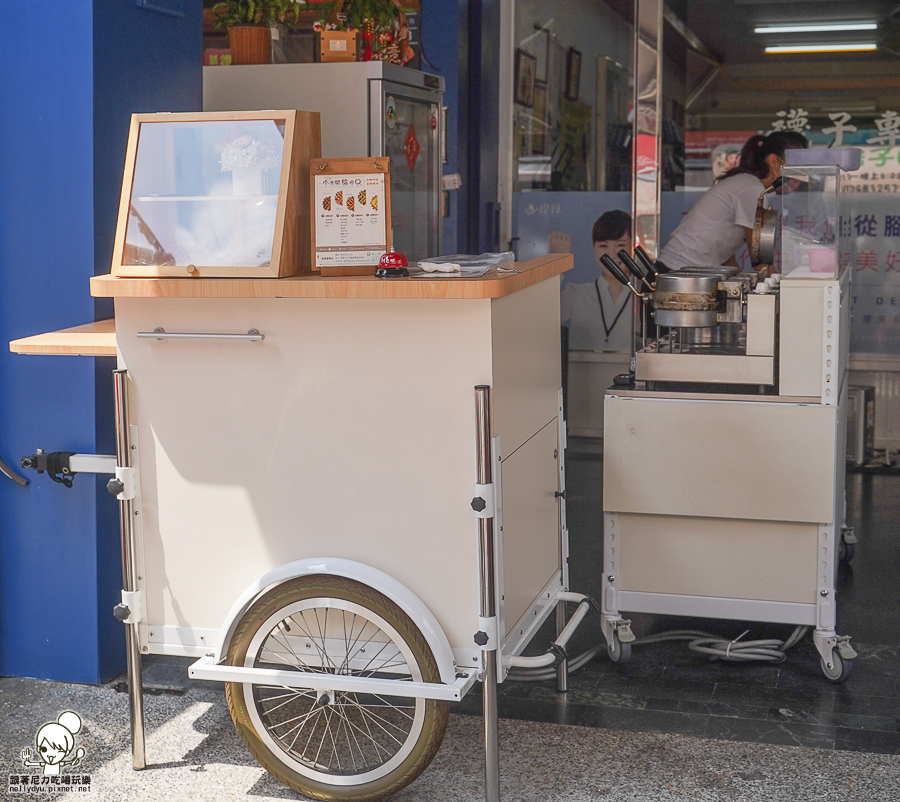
[225,575,450,801]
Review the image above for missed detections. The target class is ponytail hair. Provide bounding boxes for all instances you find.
[723,130,809,180]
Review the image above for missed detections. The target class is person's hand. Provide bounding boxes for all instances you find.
[548,231,571,254]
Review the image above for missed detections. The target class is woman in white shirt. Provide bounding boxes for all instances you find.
[659,131,808,270]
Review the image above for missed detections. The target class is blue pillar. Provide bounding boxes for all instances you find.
[0,0,201,684]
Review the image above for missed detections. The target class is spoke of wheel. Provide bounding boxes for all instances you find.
[314,608,338,672]
[264,627,324,674]
[260,690,318,718]
[345,695,409,743]
[282,704,323,756]
[268,702,325,735]
[323,705,343,771]
[313,699,332,769]
[330,702,397,760]
[348,625,390,673]
[255,685,316,703]
[347,692,387,760]
[337,693,366,770]
[343,613,372,674]
[369,694,415,721]
[330,696,359,772]
[286,613,333,674]
[273,619,309,669]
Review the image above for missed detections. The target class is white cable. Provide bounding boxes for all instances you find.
[506,625,810,682]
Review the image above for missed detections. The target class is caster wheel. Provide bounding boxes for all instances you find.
[225,575,449,801]
[607,636,632,664]
[821,650,853,683]
[839,540,855,563]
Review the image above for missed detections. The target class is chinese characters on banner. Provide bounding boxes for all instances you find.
[768,109,900,354]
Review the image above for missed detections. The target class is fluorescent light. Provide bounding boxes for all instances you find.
[764,43,878,53]
[755,22,877,34]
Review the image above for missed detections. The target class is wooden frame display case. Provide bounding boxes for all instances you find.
[112,110,321,279]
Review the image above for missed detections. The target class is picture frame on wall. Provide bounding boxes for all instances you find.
[515,49,537,107]
[565,47,582,101]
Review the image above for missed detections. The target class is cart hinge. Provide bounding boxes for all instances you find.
[474,616,499,651]
[114,589,143,625]
[108,466,136,501]
[471,483,495,518]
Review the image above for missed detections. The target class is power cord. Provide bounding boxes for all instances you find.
[506,623,809,682]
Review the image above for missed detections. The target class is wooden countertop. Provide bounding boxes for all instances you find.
[9,319,117,357]
[90,255,573,300]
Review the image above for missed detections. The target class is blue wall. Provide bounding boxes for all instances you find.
[420,0,461,254]
[0,1,200,684]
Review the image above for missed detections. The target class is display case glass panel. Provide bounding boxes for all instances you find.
[112,110,321,278]
[780,165,843,280]
[124,119,285,268]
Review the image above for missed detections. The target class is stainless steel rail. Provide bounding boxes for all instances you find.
[137,328,264,341]
[113,369,146,771]
[474,385,500,802]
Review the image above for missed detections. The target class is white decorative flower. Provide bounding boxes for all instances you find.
[219,134,281,172]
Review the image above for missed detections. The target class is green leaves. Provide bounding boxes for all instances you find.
[212,0,306,29]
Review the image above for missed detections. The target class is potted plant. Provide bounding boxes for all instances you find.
[334,0,412,64]
[212,0,306,64]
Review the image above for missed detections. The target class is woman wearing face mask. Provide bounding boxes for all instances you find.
[659,130,808,270]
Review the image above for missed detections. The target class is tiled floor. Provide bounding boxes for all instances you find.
[453,448,900,757]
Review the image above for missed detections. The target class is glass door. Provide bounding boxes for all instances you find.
[370,81,442,262]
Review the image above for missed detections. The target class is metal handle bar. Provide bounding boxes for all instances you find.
[137,328,264,342]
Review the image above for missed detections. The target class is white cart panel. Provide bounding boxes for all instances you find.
[117,296,494,650]
[616,513,819,603]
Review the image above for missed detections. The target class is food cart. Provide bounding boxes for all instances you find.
[10,107,589,802]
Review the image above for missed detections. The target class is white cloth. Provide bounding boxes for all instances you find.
[560,279,633,352]
[659,173,764,269]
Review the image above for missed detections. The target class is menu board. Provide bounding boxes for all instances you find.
[310,157,391,275]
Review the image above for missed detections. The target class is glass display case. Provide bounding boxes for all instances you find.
[112,110,321,278]
[780,162,850,281]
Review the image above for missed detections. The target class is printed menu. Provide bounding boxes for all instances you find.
[314,173,387,268]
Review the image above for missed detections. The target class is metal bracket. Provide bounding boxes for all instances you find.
[20,450,117,487]
[472,483,495,518]
[118,589,143,625]
[475,615,499,652]
[111,466,136,501]
[821,283,839,406]
[189,655,476,701]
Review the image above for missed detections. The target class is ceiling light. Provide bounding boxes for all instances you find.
[755,22,877,34]
[764,43,878,53]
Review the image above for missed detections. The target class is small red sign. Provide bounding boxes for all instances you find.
[404,124,421,172]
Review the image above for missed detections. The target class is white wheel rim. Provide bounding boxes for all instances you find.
[242,597,427,786]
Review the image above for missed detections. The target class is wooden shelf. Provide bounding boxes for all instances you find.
[9,319,117,357]
[91,254,573,300]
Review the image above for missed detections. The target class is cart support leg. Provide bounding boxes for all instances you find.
[475,386,500,802]
[113,369,146,771]
[555,601,568,693]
